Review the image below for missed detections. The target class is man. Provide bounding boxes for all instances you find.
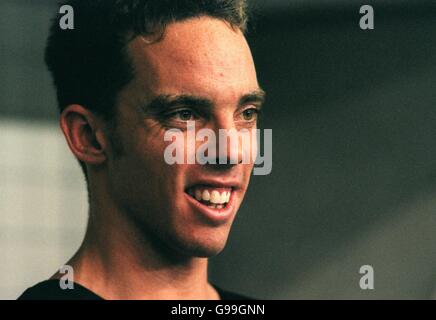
[19,0,265,300]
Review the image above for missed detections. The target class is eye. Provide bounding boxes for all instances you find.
[241,108,259,121]
[171,109,197,122]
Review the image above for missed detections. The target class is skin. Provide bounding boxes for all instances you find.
[56,16,263,299]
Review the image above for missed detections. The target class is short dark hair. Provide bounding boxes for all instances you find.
[45,0,249,119]
[45,0,249,179]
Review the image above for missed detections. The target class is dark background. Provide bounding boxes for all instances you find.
[1,0,436,299]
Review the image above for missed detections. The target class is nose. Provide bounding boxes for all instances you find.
[205,113,245,170]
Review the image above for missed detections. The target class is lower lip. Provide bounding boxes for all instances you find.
[184,191,236,225]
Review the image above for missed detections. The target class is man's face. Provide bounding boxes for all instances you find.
[106,17,262,257]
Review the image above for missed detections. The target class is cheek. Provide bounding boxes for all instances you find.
[240,129,258,165]
[134,133,190,197]
[109,129,170,195]
[110,139,188,226]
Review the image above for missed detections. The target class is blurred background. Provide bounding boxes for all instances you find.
[1,0,436,299]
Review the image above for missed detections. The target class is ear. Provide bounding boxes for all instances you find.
[59,104,108,166]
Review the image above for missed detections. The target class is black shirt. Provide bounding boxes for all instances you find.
[18,280,253,300]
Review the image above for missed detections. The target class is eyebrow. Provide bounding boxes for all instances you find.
[142,88,266,114]
[144,94,214,113]
[239,89,266,109]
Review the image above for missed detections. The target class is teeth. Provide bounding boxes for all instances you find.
[210,190,220,204]
[202,190,210,201]
[189,187,232,205]
[195,189,202,201]
[221,192,230,203]
[218,192,225,204]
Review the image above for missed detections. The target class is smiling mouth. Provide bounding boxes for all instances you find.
[185,185,233,210]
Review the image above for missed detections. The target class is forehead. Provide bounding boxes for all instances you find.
[126,17,259,102]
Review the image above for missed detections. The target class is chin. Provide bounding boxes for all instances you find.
[170,229,231,258]
[181,244,226,258]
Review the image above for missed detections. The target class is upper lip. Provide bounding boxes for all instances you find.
[185,177,243,190]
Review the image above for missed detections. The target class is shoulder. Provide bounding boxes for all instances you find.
[17,280,102,300]
[18,280,254,300]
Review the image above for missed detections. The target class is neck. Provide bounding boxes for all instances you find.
[56,188,219,300]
